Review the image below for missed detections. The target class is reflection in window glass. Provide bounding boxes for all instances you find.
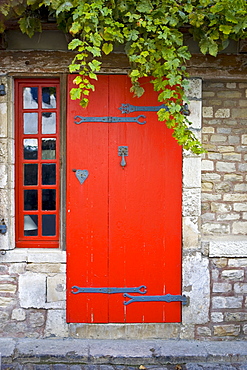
[42,214,56,236]
[24,113,38,134]
[23,87,38,109]
[42,164,56,185]
[42,189,56,210]
[24,190,38,210]
[42,112,56,134]
[23,139,38,160]
[42,138,56,159]
[42,87,56,109]
[24,164,38,185]
[24,214,38,236]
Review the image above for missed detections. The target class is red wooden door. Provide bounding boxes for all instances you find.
[66,75,182,323]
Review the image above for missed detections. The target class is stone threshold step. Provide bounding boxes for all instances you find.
[1,339,247,365]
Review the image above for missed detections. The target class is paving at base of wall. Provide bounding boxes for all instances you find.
[1,339,247,369]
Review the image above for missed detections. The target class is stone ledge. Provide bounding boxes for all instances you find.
[207,238,247,257]
[0,248,66,263]
[1,339,247,365]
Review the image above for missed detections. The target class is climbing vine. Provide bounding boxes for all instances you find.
[1,0,247,153]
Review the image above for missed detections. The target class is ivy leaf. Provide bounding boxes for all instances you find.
[219,25,233,35]
[102,42,113,54]
[70,88,82,100]
[68,39,83,50]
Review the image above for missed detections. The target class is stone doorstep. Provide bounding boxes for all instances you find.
[1,339,247,365]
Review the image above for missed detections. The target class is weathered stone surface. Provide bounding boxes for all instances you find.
[212,283,232,293]
[182,253,210,324]
[213,324,241,336]
[0,102,7,137]
[47,274,66,302]
[11,308,26,321]
[45,310,69,338]
[19,272,46,308]
[209,240,247,257]
[221,270,244,280]
[183,157,201,188]
[212,297,243,309]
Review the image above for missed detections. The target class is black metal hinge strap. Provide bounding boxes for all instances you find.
[71,285,147,294]
[74,115,146,125]
[119,103,190,116]
[123,293,188,306]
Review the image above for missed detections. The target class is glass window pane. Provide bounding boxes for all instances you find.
[42,189,56,210]
[42,112,56,134]
[42,164,56,185]
[23,139,38,160]
[42,87,56,109]
[42,138,56,159]
[24,113,38,134]
[24,214,38,236]
[24,190,38,210]
[23,87,38,109]
[42,214,56,236]
[24,164,38,185]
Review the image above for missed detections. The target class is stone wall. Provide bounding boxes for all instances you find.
[199,80,247,340]
[201,81,247,236]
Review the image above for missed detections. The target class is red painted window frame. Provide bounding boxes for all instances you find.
[15,78,60,248]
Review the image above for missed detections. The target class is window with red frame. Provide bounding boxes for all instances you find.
[15,79,60,248]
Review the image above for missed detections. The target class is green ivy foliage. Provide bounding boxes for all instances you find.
[1,0,247,153]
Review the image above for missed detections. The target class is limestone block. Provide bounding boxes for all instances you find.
[228,258,247,267]
[201,223,230,235]
[214,109,230,118]
[179,324,195,340]
[217,214,240,221]
[183,157,201,188]
[11,308,26,321]
[47,274,66,302]
[0,139,7,163]
[224,194,247,202]
[209,240,247,257]
[19,272,46,308]
[0,283,16,293]
[211,203,232,213]
[202,127,215,134]
[201,173,221,181]
[0,164,7,188]
[241,134,247,145]
[0,103,7,137]
[222,270,244,280]
[9,263,26,275]
[29,312,45,327]
[27,263,64,274]
[212,296,242,309]
[203,107,213,118]
[196,326,211,336]
[185,78,202,99]
[233,221,247,234]
[0,296,16,306]
[224,174,243,181]
[44,309,69,337]
[225,312,247,321]
[216,162,236,172]
[27,249,66,263]
[201,160,214,171]
[182,253,210,324]
[212,283,232,293]
[182,188,201,217]
[213,325,240,336]
[211,312,223,322]
[187,100,202,130]
[183,217,200,249]
[234,283,247,293]
[218,145,235,152]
